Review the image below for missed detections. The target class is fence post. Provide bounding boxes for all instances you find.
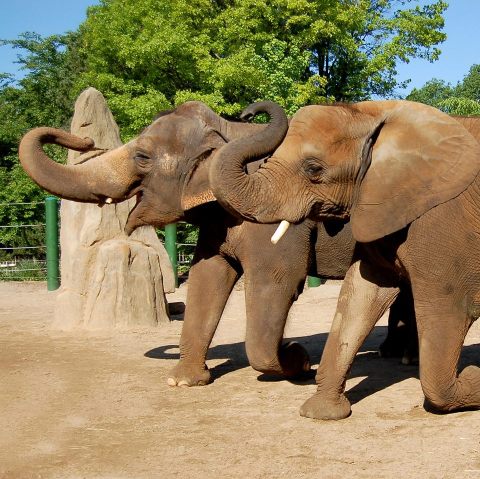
[45,196,60,291]
[307,275,324,288]
[165,223,178,288]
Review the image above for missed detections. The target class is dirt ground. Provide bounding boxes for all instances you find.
[0,280,479,479]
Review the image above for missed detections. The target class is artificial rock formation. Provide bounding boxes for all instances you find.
[54,87,175,329]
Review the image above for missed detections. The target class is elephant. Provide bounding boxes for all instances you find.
[19,100,414,388]
[210,100,480,419]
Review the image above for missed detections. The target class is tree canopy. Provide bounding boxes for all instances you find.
[76,0,448,135]
[0,32,83,250]
[407,64,480,115]
[0,0,449,252]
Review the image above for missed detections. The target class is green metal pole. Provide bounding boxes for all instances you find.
[165,223,178,288]
[307,275,324,288]
[45,196,60,291]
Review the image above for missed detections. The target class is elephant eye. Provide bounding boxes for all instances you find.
[303,157,325,181]
[134,151,152,170]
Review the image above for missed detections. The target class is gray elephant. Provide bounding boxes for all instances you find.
[210,99,480,419]
[19,101,413,387]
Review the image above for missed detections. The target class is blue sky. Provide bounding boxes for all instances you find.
[1,0,478,96]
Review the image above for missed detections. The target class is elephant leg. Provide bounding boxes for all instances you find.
[415,299,480,412]
[379,284,419,364]
[300,259,400,420]
[167,254,239,387]
[244,268,310,378]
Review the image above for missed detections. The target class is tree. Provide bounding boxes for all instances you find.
[0,32,84,251]
[406,78,453,105]
[407,64,480,115]
[0,1,449,259]
[209,0,447,100]
[76,0,447,136]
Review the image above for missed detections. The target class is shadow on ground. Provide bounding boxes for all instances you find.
[145,326,479,407]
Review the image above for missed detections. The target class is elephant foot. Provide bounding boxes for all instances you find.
[400,350,419,366]
[379,316,419,364]
[424,365,480,412]
[167,361,211,387]
[379,333,418,365]
[299,391,351,420]
[279,341,311,378]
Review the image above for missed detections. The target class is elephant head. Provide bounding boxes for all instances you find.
[210,100,480,242]
[19,101,288,233]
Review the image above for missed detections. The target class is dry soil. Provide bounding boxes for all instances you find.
[0,280,479,478]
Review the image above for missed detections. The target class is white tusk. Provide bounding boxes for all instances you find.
[271,220,290,244]
[105,197,113,204]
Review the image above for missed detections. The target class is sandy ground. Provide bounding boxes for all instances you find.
[0,280,479,479]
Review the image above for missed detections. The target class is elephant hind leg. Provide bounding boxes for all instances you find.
[417,302,480,412]
[278,341,311,378]
[246,341,311,378]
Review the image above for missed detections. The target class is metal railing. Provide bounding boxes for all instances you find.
[0,200,48,282]
[0,199,197,289]
[0,201,318,289]
[163,223,197,287]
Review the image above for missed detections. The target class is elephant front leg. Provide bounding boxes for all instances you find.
[244,269,310,379]
[167,254,239,387]
[300,260,400,420]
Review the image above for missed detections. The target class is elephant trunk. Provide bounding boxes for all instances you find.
[209,101,289,222]
[19,127,140,203]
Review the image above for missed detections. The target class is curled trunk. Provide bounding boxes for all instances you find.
[209,101,288,222]
[19,127,139,203]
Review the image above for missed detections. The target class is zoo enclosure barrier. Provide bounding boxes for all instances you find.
[0,197,196,290]
[0,198,320,289]
[0,199,51,285]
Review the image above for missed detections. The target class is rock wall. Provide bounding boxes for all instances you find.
[54,88,175,329]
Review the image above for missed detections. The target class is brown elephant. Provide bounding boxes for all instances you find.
[18,101,348,385]
[210,100,480,419]
[19,101,415,387]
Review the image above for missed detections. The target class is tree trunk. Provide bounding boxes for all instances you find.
[53,87,175,330]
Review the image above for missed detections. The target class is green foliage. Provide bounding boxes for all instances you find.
[0,1,449,265]
[407,78,452,105]
[437,97,480,116]
[211,0,447,100]
[0,161,46,253]
[0,258,46,281]
[79,72,171,139]
[77,0,447,122]
[0,33,81,253]
[456,64,480,102]
[1,32,84,130]
[407,64,480,115]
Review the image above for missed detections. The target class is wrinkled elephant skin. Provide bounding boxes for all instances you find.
[210,100,480,418]
[19,101,415,389]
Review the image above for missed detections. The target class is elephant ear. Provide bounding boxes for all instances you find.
[351,102,480,243]
[181,129,227,211]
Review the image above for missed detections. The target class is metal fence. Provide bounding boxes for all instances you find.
[0,199,197,288]
[0,201,323,289]
[0,201,47,281]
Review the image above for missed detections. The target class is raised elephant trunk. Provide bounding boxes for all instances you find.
[209,101,289,223]
[19,127,141,203]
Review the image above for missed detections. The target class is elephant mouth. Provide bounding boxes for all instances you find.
[309,202,350,223]
[96,182,143,207]
[124,189,146,234]
[129,189,144,213]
